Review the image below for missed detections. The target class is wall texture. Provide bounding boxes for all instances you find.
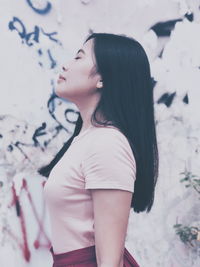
[0,0,200,266]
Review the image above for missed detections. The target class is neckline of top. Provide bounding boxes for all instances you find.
[71,125,119,144]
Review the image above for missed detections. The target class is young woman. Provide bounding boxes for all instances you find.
[40,32,159,267]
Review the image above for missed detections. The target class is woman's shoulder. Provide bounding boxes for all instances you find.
[89,124,132,151]
[86,125,136,172]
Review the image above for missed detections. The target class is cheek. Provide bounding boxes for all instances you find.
[55,61,98,98]
[68,65,96,90]
[55,72,96,99]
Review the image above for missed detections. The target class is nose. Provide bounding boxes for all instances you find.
[62,66,67,71]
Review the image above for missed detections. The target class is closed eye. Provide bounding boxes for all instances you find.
[74,56,81,60]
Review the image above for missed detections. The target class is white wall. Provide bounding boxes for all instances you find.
[0,0,200,266]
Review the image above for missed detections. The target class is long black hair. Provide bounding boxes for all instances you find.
[38,32,159,213]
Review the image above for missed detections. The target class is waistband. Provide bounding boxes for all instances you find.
[49,245,96,265]
[49,245,140,267]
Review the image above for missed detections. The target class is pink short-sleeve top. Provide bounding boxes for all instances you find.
[43,125,137,254]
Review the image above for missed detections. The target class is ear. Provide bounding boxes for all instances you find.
[96,79,103,88]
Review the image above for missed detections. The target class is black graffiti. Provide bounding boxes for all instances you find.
[64,109,79,124]
[157,92,176,107]
[184,12,193,22]
[150,19,182,37]
[157,92,189,107]
[2,100,78,159]
[26,0,52,15]
[32,122,47,147]
[48,87,78,130]
[183,93,189,104]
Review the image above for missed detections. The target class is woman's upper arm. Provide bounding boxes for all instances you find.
[81,129,136,266]
[91,188,132,267]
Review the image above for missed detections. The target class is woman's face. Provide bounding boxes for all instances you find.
[55,38,102,102]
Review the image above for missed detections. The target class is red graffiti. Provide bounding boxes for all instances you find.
[4,177,51,262]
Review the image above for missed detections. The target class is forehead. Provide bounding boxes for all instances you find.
[81,38,94,55]
[77,38,96,65]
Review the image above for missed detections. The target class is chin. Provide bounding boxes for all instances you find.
[54,87,65,98]
[55,87,73,102]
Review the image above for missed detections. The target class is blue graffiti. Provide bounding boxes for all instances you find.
[47,87,78,133]
[8,17,61,47]
[8,17,26,40]
[41,28,62,45]
[26,0,52,15]
[25,25,40,46]
[47,49,57,69]
[38,49,43,56]
[8,16,61,68]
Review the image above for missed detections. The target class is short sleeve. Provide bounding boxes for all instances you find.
[81,129,136,193]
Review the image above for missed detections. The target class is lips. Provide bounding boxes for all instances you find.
[58,74,66,81]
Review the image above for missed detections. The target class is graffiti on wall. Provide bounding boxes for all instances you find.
[26,0,52,15]
[1,1,79,263]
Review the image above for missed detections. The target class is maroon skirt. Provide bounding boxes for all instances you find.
[49,245,140,267]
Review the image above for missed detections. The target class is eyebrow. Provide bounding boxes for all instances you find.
[76,49,85,55]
